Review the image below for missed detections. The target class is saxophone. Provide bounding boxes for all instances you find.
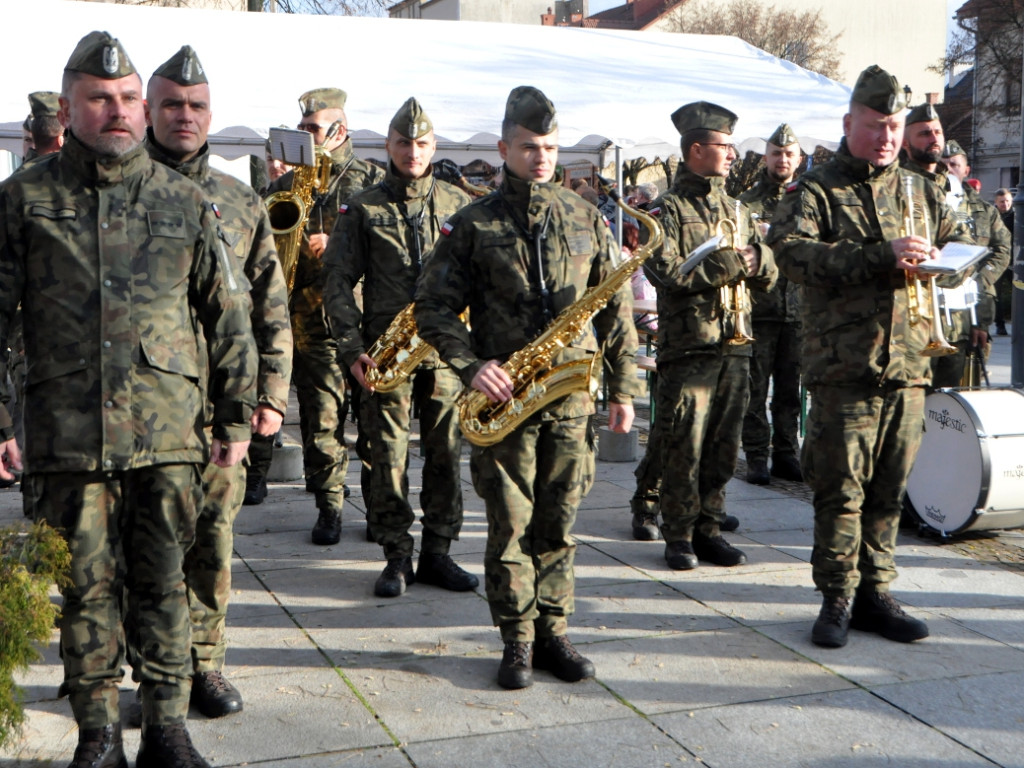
[365,305,471,393]
[265,144,333,294]
[458,176,662,447]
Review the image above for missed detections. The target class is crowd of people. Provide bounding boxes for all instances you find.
[2,29,1012,767]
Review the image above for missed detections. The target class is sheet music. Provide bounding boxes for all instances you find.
[916,242,989,276]
[679,235,726,276]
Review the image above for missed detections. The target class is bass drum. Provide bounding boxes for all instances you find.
[905,388,1024,536]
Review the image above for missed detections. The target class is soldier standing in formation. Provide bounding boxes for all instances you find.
[415,86,640,689]
[27,91,65,159]
[646,101,777,572]
[261,88,384,543]
[144,45,293,719]
[0,31,257,768]
[739,123,804,486]
[769,65,972,649]
[324,98,478,598]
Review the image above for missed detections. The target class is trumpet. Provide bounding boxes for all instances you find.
[901,175,957,358]
[716,202,754,346]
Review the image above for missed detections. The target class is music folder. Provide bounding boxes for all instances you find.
[679,234,727,277]
[268,127,317,167]
[916,243,989,276]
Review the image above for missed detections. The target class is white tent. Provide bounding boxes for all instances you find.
[0,0,851,173]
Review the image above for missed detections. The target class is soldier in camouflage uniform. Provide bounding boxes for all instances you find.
[144,46,293,720]
[263,88,384,544]
[645,101,777,573]
[415,86,640,690]
[768,65,973,649]
[323,98,477,598]
[739,123,803,485]
[0,32,257,768]
[937,138,1011,385]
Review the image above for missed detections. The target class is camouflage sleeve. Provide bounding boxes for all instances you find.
[767,180,897,288]
[190,205,258,443]
[976,207,1011,295]
[414,215,479,387]
[247,207,293,416]
[322,202,369,370]
[590,218,640,402]
[743,203,778,293]
[0,187,24,441]
[644,197,748,295]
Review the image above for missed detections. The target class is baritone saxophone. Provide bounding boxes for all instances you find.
[457,176,662,447]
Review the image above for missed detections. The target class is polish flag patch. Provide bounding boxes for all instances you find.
[649,207,662,217]
[785,181,799,193]
[338,204,349,214]
[441,221,455,236]
[602,215,611,228]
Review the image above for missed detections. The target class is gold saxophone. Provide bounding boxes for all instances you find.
[365,304,470,393]
[458,176,663,447]
[716,201,754,345]
[265,144,333,294]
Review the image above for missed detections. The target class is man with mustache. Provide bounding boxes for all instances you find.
[0,31,258,768]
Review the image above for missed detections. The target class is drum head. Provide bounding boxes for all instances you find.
[906,391,984,534]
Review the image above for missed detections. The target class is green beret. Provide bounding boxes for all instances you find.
[505,86,557,135]
[907,103,940,125]
[851,65,907,115]
[389,97,433,140]
[64,31,136,79]
[28,92,60,118]
[671,101,737,136]
[943,139,967,159]
[299,88,346,116]
[767,123,799,148]
[152,45,207,86]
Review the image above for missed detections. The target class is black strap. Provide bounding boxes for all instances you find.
[499,192,554,324]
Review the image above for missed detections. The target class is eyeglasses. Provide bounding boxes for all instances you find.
[297,122,328,133]
[698,142,737,154]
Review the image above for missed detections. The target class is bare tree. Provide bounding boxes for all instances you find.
[661,0,842,81]
[105,0,389,13]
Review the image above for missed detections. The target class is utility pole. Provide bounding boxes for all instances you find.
[1014,30,1024,387]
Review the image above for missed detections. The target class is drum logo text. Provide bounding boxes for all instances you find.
[924,505,946,524]
[1005,464,1024,480]
[928,408,968,433]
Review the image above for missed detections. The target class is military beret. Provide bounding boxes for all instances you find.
[389,97,433,140]
[767,123,799,148]
[907,103,941,125]
[28,92,60,118]
[505,86,557,135]
[943,139,967,159]
[671,101,737,136]
[64,31,136,79]
[851,65,907,115]
[152,45,207,86]
[299,88,346,116]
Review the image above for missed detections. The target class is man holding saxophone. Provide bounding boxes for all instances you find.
[414,86,640,690]
[323,98,477,598]
[646,101,776,573]
[769,66,972,649]
[263,88,383,545]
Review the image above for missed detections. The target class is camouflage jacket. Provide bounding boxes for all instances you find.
[323,162,470,370]
[267,138,384,319]
[146,134,293,416]
[645,165,777,363]
[768,141,973,388]
[0,133,257,473]
[414,169,641,419]
[959,185,1011,322]
[739,168,799,324]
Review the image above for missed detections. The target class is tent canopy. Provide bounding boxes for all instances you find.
[0,0,851,169]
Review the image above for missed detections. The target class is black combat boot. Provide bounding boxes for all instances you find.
[190,670,243,719]
[416,553,479,591]
[771,454,804,482]
[664,540,698,570]
[851,590,929,643]
[533,635,595,682]
[631,512,660,541]
[811,595,852,648]
[311,508,341,545]
[136,723,210,768]
[720,514,740,532]
[497,641,534,689]
[242,472,267,506]
[68,723,127,768]
[692,531,747,566]
[745,457,770,485]
[374,556,415,597]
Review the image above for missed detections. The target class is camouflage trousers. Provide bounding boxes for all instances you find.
[186,459,246,673]
[471,413,594,643]
[742,320,802,462]
[803,385,925,597]
[292,311,348,512]
[24,465,202,729]
[630,371,663,518]
[365,363,464,559]
[658,353,749,542]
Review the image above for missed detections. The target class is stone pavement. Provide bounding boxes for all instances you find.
[2,336,1023,768]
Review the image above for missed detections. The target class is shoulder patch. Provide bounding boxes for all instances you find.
[785,181,800,193]
[441,220,455,236]
[338,203,349,214]
[649,207,661,217]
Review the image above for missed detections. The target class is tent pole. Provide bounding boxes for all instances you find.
[615,145,623,248]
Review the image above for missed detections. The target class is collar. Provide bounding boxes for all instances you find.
[835,138,900,182]
[384,160,435,201]
[901,157,948,190]
[499,165,562,216]
[329,137,356,167]
[144,128,210,184]
[670,163,722,197]
[60,130,150,186]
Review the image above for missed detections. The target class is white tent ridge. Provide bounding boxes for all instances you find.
[0,0,851,170]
